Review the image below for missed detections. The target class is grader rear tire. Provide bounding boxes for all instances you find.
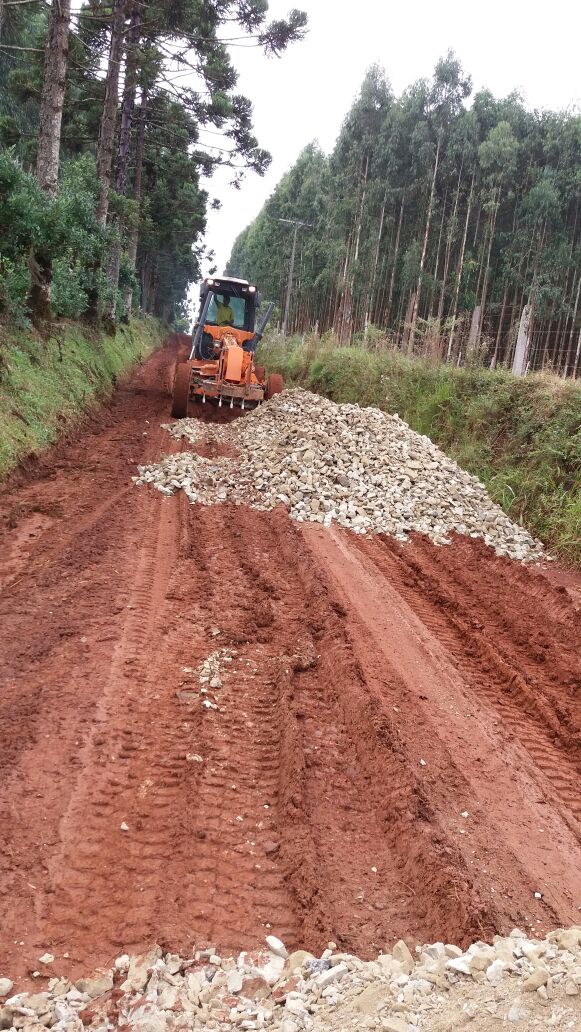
[171,362,192,418]
[266,373,283,400]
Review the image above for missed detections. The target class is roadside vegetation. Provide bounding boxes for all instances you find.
[0,318,164,477]
[258,334,581,563]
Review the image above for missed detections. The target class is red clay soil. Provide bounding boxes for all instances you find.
[1,338,580,989]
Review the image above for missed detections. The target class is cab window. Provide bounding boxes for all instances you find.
[207,293,247,329]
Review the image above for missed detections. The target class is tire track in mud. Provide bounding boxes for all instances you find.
[351,533,581,832]
[173,502,299,950]
[0,343,187,976]
[302,524,581,939]
[43,488,184,958]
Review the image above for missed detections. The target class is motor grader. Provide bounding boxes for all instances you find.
[171,276,283,417]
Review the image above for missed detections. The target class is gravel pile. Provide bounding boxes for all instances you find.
[2,927,580,1031]
[134,389,545,562]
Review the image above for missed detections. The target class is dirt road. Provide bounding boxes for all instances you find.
[1,339,580,984]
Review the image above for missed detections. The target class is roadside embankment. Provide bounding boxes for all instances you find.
[257,336,581,564]
[0,317,165,479]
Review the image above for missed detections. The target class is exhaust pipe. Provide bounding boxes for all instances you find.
[189,290,214,360]
[247,302,275,353]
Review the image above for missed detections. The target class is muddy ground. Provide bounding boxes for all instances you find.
[1,337,580,985]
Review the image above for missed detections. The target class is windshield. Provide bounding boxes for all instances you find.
[206,292,248,330]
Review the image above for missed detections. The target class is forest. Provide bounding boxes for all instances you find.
[227,56,581,376]
[0,0,306,327]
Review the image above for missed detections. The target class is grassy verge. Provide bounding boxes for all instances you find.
[0,316,165,479]
[258,334,581,564]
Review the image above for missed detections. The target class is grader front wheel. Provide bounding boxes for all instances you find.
[171,362,192,418]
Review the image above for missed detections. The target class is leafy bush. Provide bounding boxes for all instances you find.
[0,151,109,321]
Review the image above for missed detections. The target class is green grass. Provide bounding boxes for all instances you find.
[0,316,165,478]
[258,334,581,564]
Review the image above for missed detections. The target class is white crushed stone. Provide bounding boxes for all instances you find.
[133,389,545,562]
[2,927,580,1030]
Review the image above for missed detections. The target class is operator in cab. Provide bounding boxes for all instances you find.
[215,293,234,326]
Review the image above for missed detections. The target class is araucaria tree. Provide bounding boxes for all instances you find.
[227,53,581,375]
[0,0,307,326]
[29,0,71,326]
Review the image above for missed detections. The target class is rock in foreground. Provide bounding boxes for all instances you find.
[2,927,581,1030]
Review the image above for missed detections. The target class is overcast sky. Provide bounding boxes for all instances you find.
[201,0,581,282]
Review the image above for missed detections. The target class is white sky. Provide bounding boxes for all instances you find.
[201,0,581,281]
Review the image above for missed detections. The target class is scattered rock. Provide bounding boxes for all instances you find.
[286,951,315,973]
[2,927,581,1031]
[121,945,163,992]
[0,1007,13,1030]
[523,964,550,991]
[486,958,508,984]
[75,971,114,998]
[280,1021,299,1032]
[0,982,12,999]
[354,983,388,1014]
[507,1001,529,1022]
[265,935,288,960]
[391,940,414,974]
[227,970,243,994]
[381,1018,408,1032]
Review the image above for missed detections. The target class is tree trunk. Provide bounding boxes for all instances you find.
[573,326,581,379]
[490,283,508,369]
[408,134,441,352]
[36,0,71,197]
[364,192,386,335]
[477,186,500,346]
[107,6,141,318]
[562,275,580,378]
[512,303,533,376]
[447,172,474,361]
[29,0,71,328]
[401,291,416,352]
[466,305,482,361]
[387,190,405,319]
[428,187,447,320]
[437,162,463,324]
[96,0,127,226]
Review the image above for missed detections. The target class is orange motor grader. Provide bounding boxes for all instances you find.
[171,276,283,417]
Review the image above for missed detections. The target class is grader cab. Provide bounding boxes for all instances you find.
[171,277,282,417]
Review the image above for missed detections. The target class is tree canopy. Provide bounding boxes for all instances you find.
[0,0,307,325]
[227,56,581,375]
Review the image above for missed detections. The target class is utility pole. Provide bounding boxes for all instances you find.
[278,217,312,335]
